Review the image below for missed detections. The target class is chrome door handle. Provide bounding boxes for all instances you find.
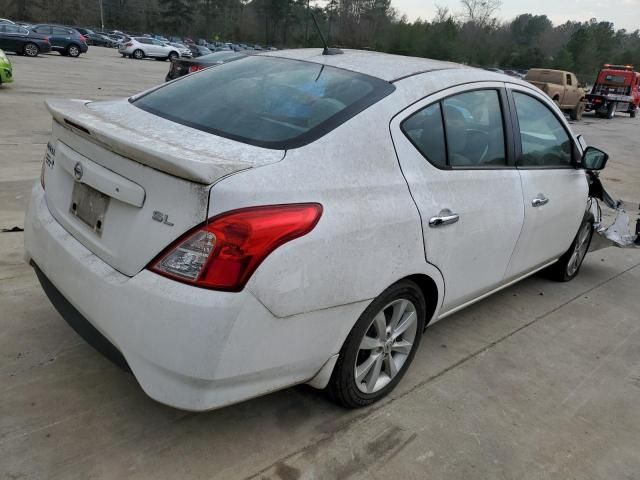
[532,194,549,207]
[429,209,459,228]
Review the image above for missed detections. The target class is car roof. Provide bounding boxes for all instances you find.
[260,48,467,82]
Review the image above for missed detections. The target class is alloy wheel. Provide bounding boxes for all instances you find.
[566,222,591,277]
[24,43,38,57]
[68,46,80,57]
[354,298,418,394]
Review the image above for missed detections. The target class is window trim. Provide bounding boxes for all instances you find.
[399,86,515,171]
[506,86,579,170]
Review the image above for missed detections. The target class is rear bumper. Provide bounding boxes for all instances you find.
[24,184,343,410]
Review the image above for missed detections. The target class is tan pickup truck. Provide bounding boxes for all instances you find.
[524,69,586,120]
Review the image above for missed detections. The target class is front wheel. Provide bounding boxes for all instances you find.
[631,109,637,118]
[133,49,144,59]
[544,214,594,282]
[23,42,39,57]
[168,51,178,61]
[327,280,426,408]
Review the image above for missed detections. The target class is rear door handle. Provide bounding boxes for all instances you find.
[532,194,549,207]
[429,209,459,228]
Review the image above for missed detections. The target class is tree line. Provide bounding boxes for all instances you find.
[3,0,640,81]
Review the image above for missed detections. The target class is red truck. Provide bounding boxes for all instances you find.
[585,64,640,118]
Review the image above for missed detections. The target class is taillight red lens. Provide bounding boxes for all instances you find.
[188,64,205,73]
[125,42,133,47]
[149,204,323,291]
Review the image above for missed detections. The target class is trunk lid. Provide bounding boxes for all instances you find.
[42,98,284,276]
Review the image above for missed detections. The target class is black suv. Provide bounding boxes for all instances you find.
[30,24,88,57]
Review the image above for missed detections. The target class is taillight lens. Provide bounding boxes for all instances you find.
[188,64,205,73]
[149,204,323,291]
[125,42,133,47]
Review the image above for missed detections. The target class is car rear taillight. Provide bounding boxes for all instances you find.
[125,42,133,47]
[188,64,206,73]
[149,204,323,291]
[79,35,87,42]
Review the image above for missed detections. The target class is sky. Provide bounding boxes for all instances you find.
[392,0,640,31]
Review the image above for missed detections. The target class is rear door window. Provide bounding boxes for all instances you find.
[401,89,507,168]
[132,56,395,149]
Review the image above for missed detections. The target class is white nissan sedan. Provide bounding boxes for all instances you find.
[24,49,609,411]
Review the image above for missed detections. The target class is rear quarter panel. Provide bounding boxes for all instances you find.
[207,97,444,320]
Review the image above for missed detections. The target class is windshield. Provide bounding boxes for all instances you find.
[132,56,394,149]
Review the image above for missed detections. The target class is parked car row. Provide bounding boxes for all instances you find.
[0,19,88,57]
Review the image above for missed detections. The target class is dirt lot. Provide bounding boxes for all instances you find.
[1,47,639,480]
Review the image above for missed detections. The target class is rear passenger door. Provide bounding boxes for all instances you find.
[503,85,588,279]
[390,83,525,313]
[50,26,72,49]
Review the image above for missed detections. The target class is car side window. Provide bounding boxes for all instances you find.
[401,103,447,168]
[34,26,49,34]
[566,74,572,86]
[513,92,573,168]
[52,27,68,35]
[442,90,506,167]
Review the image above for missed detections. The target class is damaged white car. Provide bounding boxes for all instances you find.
[25,49,616,411]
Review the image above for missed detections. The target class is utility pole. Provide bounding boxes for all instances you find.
[99,0,105,30]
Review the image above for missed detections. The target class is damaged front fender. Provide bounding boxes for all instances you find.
[587,171,640,251]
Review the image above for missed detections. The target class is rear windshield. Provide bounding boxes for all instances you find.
[601,74,628,84]
[525,70,563,84]
[132,56,395,149]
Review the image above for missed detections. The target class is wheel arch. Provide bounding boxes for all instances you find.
[401,273,440,328]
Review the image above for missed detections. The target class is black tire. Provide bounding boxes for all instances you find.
[327,280,426,408]
[67,44,81,57]
[168,51,178,61]
[23,42,39,57]
[133,49,144,59]
[544,212,594,282]
[631,109,637,118]
[606,102,616,119]
[570,101,585,121]
[121,53,127,58]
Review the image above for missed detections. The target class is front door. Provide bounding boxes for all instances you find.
[390,83,525,312]
[503,85,588,278]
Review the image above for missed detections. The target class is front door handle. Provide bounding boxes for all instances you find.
[532,194,549,207]
[429,209,459,228]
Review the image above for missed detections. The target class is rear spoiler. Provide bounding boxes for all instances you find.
[45,98,256,185]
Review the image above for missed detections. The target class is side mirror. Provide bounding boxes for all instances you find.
[582,146,609,171]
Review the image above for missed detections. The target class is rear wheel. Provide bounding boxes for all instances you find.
[67,44,81,57]
[327,280,426,408]
[631,108,637,118]
[23,42,39,57]
[133,49,144,59]
[606,102,616,119]
[544,214,594,282]
[570,101,585,121]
